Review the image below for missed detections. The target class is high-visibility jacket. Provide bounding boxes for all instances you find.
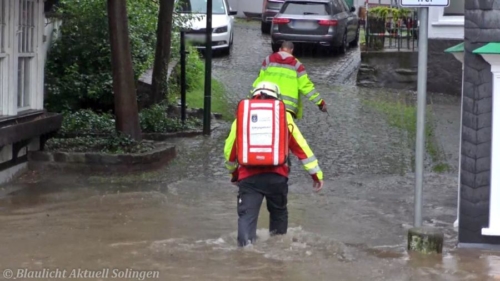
[224,111,323,182]
[251,51,324,120]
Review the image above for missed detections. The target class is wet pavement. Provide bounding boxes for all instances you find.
[1,21,499,281]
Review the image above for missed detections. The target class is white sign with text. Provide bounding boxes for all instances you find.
[400,0,450,7]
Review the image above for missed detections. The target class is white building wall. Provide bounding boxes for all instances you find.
[428,7,464,40]
[0,0,58,184]
[227,0,261,17]
[359,0,394,7]
[428,0,464,40]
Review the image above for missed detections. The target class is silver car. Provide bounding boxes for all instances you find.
[270,0,359,54]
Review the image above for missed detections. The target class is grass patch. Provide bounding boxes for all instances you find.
[365,100,449,173]
[360,28,366,45]
[169,44,232,121]
[186,76,232,121]
[432,163,451,173]
[234,17,260,25]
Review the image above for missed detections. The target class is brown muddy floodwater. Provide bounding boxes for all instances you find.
[0,175,499,281]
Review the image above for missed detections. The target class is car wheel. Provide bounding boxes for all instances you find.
[261,21,271,34]
[221,33,233,56]
[222,45,231,56]
[271,43,280,53]
[221,47,231,56]
[349,28,359,47]
[338,32,348,54]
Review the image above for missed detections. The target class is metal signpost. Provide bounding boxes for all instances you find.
[399,0,449,228]
[203,0,213,135]
[400,0,449,6]
[180,30,187,124]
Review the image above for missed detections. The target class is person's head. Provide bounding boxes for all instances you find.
[279,41,294,54]
[251,82,281,100]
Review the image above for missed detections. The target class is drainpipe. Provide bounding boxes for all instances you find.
[444,44,465,229]
[454,56,464,229]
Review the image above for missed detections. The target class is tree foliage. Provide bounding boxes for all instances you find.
[45,0,159,112]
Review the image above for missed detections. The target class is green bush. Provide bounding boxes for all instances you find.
[47,134,156,154]
[60,109,115,136]
[167,44,205,103]
[60,107,202,136]
[139,104,202,133]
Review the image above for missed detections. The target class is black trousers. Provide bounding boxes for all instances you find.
[236,173,289,247]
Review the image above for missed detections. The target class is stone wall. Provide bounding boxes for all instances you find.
[357,39,463,96]
[357,51,418,91]
[428,39,464,95]
[459,0,500,245]
[28,144,177,173]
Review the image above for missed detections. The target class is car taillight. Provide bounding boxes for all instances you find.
[273,18,290,24]
[318,20,338,26]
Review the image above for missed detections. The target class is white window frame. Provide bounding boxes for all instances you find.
[0,0,11,116]
[433,7,464,26]
[15,0,38,112]
[0,0,42,117]
[428,6,464,39]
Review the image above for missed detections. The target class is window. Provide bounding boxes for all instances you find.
[267,1,284,10]
[0,0,7,115]
[177,0,226,15]
[283,2,331,15]
[17,0,36,110]
[444,0,464,16]
[339,0,350,12]
[0,0,6,53]
[0,0,41,115]
[331,0,343,14]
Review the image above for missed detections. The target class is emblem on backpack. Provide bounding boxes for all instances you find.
[236,99,288,166]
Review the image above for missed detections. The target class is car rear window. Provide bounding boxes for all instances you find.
[267,1,284,10]
[282,2,331,15]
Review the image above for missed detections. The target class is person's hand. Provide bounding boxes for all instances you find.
[231,174,238,186]
[318,100,327,112]
[313,180,324,192]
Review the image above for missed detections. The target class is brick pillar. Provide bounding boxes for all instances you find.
[459,0,500,245]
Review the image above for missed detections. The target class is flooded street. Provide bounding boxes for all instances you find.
[1,21,499,280]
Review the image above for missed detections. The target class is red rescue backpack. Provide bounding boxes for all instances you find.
[236,98,289,167]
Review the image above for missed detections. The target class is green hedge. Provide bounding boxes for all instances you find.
[59,108,201,136]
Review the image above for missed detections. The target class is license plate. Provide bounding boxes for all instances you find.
[292,20,316,29]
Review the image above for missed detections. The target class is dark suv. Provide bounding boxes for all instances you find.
[261,0,285,34]
[270,0,359,53]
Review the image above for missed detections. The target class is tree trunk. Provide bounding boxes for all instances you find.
[107,0,142,141]
[151,0,176,104]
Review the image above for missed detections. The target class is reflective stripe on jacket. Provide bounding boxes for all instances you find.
[251,51,323,119]
[224,111,323,182]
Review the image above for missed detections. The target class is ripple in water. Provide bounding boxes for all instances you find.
[149,226,354,262]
